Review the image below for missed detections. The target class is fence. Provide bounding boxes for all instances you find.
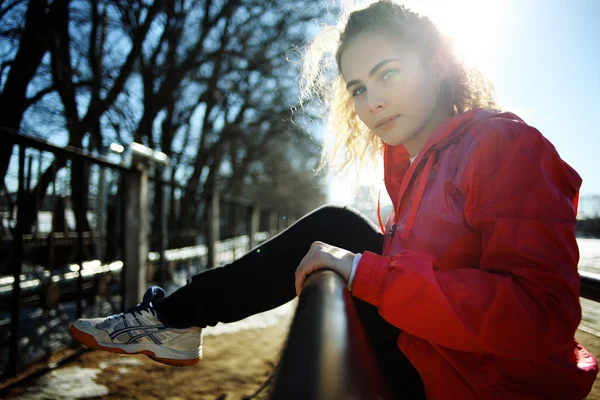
[145,172,294,285]
[0,131,292,391]
[1,132,129,385]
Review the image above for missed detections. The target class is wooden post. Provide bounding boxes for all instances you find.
[287,215,297,226]
[235,203,245,237]
[279,212,288,232]
[96,165,106,259]
[156,166,169,284]
[269,210,279,237]
[207,192,220,268]
[122,164,149,308]
[249,203,260,249]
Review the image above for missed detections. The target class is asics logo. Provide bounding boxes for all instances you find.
[109,318,169,345]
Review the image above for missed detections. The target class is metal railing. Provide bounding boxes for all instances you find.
[580,270,600,302]
[272,268,600,399]
[272,271,391,399]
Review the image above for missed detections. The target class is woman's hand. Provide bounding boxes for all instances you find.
[295,241,356,296]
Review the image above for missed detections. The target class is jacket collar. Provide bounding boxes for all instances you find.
[383,109,480,209]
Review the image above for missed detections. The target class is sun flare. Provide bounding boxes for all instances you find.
[401,0,510,76]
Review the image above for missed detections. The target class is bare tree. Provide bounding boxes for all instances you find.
[1,0,332,260]
[111,0,329,238]
[2,0,162,238]
[0,0,66,179]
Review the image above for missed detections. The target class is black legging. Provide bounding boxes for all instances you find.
[154,204,425,399]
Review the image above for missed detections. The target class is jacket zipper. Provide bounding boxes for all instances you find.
[389,224,397,237]
[387,148,434,239]
[384,117,473,244]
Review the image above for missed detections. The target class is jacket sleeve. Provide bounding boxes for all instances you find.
[351,119,583,359]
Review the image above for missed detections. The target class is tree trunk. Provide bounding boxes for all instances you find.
[0,0,65,180]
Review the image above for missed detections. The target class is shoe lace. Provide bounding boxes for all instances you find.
[105,286,164,322]
[107,300,157,321]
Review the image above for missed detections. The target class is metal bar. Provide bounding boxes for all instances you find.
[75,160,85,319]
[145,176,258,209]
[580,270,600,302]
[35,151,42,237]
[119,173,127,312]
[4,130,127,172]
[272,271,391,400]
[8,144,26,377]
[49,161,57,270]
[96,165,107,259]
[25,154,32,195]
[156,167,168,284]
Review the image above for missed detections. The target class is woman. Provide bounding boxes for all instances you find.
[70,1,598,398]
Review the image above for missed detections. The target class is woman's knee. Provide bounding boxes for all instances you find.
[307,203,364,222]
[294,204,382,248]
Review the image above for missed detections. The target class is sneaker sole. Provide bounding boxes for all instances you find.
[69,325,200,367]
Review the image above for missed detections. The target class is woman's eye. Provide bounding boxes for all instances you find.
[382,70,398,80]
[351,87,366,97]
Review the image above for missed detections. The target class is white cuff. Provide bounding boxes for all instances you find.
[348,253,362,290]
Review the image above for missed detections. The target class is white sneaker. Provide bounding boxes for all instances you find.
[69,286,202,367]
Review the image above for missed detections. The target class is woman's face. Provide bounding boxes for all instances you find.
[340,31,445,156]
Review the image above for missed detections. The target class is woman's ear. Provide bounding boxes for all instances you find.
[428,49,449,86]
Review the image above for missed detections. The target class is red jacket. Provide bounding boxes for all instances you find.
[352,109,598,399]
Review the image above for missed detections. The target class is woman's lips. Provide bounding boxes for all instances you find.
[376,114,400,129]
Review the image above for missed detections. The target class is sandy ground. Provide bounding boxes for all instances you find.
[4,327,600,399]
[4,315,293,400]
[3,300,600,399]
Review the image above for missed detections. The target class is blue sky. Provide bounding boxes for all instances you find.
[327,0,600,213]
[485,0,599,196]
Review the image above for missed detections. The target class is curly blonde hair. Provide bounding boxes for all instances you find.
[300,0,500,175]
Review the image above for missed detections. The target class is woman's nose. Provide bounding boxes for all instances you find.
[367,92,386,112]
